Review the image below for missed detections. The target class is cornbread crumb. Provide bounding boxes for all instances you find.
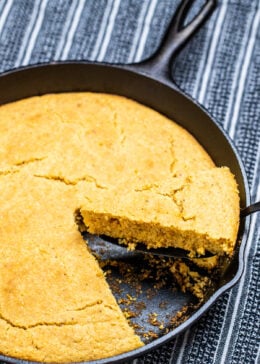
[170,260,213,300]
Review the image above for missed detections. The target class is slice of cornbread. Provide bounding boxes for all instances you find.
[80,167,240,257]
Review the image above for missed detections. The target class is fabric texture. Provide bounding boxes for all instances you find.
[0,0,259,363]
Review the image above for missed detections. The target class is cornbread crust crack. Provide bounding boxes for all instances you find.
[0,301,125,331]
[0,316,80,330]
[14,157,46,167]
[0,169,19,176]
[169,138,177,175]
[33,173,108,189]
[0,158,46,176]
[155,183,196,222]
[133,188,196,222]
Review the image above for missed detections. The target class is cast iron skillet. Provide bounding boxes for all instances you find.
[0,1,259,363]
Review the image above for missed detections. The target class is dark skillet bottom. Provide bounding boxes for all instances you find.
[86,233,197,343]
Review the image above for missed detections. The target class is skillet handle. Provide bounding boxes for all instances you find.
[241,201,260,218]
[133,0,216,82]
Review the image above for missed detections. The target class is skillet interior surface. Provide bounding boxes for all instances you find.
[0,62,251,364]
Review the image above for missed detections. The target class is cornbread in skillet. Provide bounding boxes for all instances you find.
[0,92,240,361]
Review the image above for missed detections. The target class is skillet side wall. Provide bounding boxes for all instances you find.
[0,61,250,284]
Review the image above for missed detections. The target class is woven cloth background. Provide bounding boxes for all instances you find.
[0,1,259,363]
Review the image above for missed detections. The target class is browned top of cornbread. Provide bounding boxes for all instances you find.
[0,92,239,362]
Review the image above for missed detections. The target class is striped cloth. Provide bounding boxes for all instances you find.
[0,1,259,363]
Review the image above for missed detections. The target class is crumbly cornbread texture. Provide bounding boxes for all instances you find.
[0,92,239,361]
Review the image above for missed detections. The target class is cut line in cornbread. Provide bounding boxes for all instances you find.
[80,168,240,257]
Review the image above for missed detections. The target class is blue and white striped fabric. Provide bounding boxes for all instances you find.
[0,1,259,363]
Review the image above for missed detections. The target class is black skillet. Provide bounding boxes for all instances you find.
[0,1,259,363]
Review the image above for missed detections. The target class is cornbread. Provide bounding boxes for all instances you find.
[80,168,239,257]
[0,92,240,362]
